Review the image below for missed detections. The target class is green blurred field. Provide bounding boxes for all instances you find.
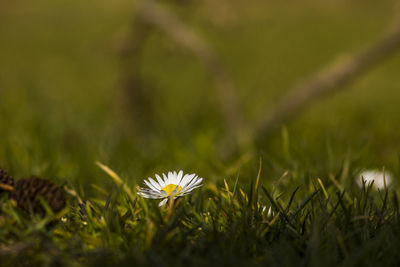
[0,0,399,190]
[1,0,400,265]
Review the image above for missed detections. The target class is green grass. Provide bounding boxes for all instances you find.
[1,160,400,266]
[1,0,400,266]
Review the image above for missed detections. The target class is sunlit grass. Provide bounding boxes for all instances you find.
[1,160,399,266]
[1,1,400,266]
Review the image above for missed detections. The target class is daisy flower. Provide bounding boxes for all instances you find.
[357,169,393,189]
[138,170,203,206]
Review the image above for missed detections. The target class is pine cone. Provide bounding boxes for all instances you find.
[11,177,66,214]
[0,169,14,196]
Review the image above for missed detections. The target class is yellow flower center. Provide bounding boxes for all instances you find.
[161,184,182,196]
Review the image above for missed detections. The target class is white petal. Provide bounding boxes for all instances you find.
[162,173,168,184]
[181,179,203,194]
[168,171,174,184]
[190,177,203,187]
[139,187,161,195]
[155,174,165,188]
[182,179,202,191]
[158,198,168,207]
[176,170,183,184]
[138,189,164,199]
[148,178,161,190]
[173,172,179,184]
[180,174,195,188]
[137,192,155,198]
[181,181,203,194]
[144,180,158,191]
[181,184,203,195]
[183,176,201,189]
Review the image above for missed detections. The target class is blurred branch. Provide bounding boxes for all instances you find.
[256,5,400,139]
[136,0,246,140]
[117,15,154,134]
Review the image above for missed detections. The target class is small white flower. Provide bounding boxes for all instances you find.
[267,206,273,217]
[138,170,203,206]
[262,206,273,217]
[357,169,393,189]
[262,206,267,213]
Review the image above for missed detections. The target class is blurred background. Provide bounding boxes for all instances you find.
[0,0,399,192]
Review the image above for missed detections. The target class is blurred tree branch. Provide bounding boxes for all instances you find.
[136,0,246,141]
[255,3,400,140]
[118,0,400,156]
[117,15,154,135]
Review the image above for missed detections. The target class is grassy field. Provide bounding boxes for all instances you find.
[1,0,400,266]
